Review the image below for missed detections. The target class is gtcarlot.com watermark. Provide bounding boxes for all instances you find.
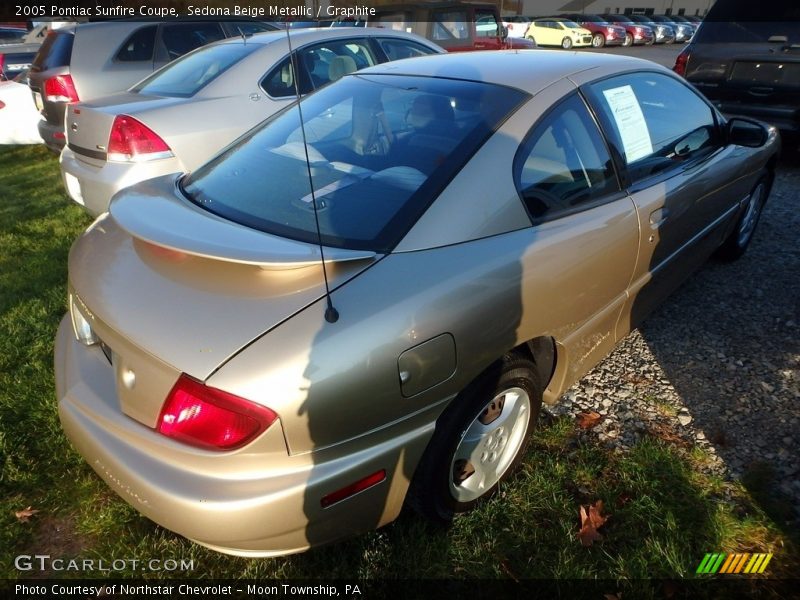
[14,554,195,573]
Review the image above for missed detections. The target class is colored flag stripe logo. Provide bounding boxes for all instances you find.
[696,553,773,574]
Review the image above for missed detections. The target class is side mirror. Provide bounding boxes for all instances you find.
[499,24,508,40]
[727,117,768,148]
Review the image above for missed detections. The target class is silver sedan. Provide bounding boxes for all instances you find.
[60,27,443,216]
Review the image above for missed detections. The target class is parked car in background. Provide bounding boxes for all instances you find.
[674,0,800,134]
[651,15,693,42]
[371,2,535,51]
[60,27,443,215]
[0,23,52,81]
[0,27,27,44]
[600,14,655,45]
[501,16,530,39]
[56,49,779,557]
[625,14,675,43]
[525,18,592,49]
[558,13,627,47]
[669,15,700,35]
[0,69,42,144]
[28,19,279,152]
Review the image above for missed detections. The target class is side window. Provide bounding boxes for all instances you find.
[587,72,719,183]
[475,10,499,37]
[432,11,469,40]
[377,38,438,61]
[116,26,157,62]
[161,23,226,60]
[514,94,619,222]
[262,40,377,98]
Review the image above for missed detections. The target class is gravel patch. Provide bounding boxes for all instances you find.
[548,159,800,521]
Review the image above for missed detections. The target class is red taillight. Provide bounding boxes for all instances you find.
[44,74,79,103]
[107,114,173,162]
[157,374,278,451]
[321,470,387,508]
[673,47,691,77]
[0,100,5,110]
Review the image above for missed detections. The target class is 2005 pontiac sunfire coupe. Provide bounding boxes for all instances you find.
[56,50,779,556]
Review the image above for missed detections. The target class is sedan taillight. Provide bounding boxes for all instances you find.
[44,74,79,103]
[157,374,278,451]
[107,115,173,162]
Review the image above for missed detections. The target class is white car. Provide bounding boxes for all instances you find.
[502,16,531,39]
[0,71,42,145]
[60,28,443,216]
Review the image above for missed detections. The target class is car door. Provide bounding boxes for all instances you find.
[513,92,639,388]
[582,71,754,334]
[473,8,503,50]
[261,37,380,100]
[529,21,555,46]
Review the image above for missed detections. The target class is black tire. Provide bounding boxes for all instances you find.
[592,33,605,48]
[407,353,542,523]
[715,173,771,261]
[561,37,573,49]
[623,33,633,47]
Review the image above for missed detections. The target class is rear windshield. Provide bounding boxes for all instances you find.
[31,30,73,71]
[183,74,527,252]
[132,42,258,97]
[695,0,800,43]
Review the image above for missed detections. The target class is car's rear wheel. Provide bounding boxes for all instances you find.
[716,173,771,261]
[561,37,573,49]
[592,33,605,47]
[407,353,542,523]
[623,33,633,46]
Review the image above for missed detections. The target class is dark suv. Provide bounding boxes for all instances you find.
[674,0,800,134]
[28,20,277,151]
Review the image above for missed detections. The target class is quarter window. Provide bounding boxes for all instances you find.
[514,94,618,222]
[161,23,226,60]
[587,72,719,183]
[116,26,157,62]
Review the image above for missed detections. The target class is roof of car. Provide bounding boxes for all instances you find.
[355,50,659,94]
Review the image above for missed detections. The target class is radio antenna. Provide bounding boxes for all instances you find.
[284,23,339,323]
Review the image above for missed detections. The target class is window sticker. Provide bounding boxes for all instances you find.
[602,85,653,163]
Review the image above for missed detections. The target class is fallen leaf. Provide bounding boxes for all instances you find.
[15,506,39,523]
[588,500,608,529]
[577,411,602,429]
[604,594,621,600]
[577,500,609,547]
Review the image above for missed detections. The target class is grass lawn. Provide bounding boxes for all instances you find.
[0,145,796,593]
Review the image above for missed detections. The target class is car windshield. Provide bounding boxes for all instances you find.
[562,21,581,28]
[132,42,259,97]
[183,74,527,252]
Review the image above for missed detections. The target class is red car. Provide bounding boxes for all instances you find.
[600,14,655,46]
[559,14,627,47]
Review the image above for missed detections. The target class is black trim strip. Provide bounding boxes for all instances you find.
[68,142,107,161]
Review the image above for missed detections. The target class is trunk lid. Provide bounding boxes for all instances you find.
[69,174,379,426]
[66,92,186,166]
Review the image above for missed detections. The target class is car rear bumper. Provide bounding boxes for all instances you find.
[38,118,66,152]
[55,316,431,556]
[60,147,183,217]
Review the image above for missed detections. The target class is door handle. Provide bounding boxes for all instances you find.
[649,207,669,228]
